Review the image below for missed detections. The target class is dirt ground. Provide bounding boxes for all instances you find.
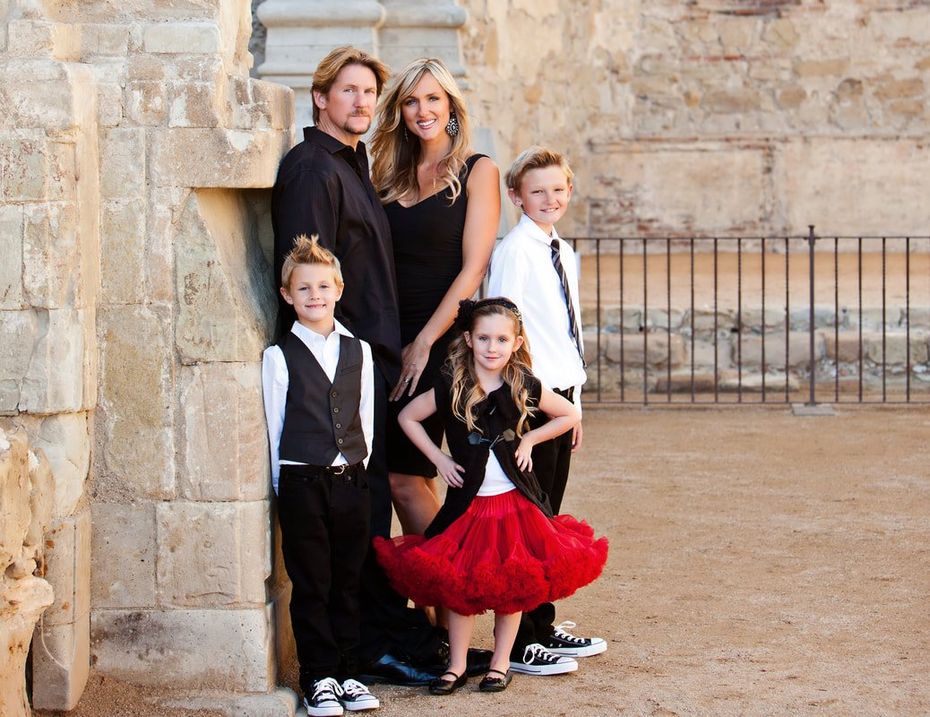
[38,406,930,717]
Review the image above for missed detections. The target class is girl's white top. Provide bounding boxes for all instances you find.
[476,452,516,496]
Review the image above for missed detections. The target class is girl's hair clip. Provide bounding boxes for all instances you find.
[453,297,522,331]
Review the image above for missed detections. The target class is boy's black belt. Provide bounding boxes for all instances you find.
[281,462,362,479]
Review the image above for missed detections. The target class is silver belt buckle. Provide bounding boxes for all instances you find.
[331,464,347,475]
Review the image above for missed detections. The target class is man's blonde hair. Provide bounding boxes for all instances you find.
[311,46,390,123]
[505,146,574,192]
[281,234,344,289]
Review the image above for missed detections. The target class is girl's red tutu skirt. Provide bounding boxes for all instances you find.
[373,489,608,616]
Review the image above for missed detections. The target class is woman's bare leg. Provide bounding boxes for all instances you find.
[389,472,441,535]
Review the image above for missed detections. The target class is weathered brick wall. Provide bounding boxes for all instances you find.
[1,0,295,712]
[459,1,930,236]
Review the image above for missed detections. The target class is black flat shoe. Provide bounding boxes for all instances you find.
[428,670,467,695]
[478,668,512,692]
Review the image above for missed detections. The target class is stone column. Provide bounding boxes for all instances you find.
[255,0,386,128]
[378,0,467,79]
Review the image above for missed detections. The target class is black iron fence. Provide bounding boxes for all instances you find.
[568,227,930,406]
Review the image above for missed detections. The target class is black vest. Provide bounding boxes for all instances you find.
[278,332,367,466]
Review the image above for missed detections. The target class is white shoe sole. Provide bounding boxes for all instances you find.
[304,700,343,717]
[343,698,380,712]
[509,658,578,675]
[547,640,608,658]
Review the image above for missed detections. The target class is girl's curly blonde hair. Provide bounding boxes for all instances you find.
[447,299,536,436]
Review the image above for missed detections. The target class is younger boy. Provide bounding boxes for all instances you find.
[262,234,379,716]
[487,147,607,676]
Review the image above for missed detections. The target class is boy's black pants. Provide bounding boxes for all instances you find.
[278,463,370,691]
[512,387,574,657]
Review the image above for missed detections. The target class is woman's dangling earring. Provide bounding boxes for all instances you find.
[404,125,409,142]
[445,111,459,137]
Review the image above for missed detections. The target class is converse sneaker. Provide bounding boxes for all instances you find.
[339,679,380,712]
[304,677,343,717]
[544,620,608,658]
[509,643,578,675]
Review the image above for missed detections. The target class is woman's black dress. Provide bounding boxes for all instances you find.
[385,153,487,476]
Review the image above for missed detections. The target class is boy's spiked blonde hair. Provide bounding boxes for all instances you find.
[280,234,343,289]
[505,145,574,192]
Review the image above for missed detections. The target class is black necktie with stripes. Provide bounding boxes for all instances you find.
[550,239,585,366]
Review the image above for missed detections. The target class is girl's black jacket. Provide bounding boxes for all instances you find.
[424,367,554,538]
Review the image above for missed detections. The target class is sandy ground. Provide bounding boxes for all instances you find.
[37,406,930,717]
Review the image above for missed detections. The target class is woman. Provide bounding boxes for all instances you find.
[371,58,501,538]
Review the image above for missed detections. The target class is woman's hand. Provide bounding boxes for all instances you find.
[434,452,465,487]
[390,337,433,401]
[515,434,536,472]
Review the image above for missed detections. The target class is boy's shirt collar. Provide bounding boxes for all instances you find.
[517,211,562,245]
[290,318,353,347]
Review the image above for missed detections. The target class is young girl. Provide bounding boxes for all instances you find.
[373,297,608,694]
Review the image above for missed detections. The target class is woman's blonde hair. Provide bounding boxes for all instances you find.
[370,58,472,205]
[447,299,536,437]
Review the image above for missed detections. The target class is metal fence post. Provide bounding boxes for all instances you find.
[807,225,817,406]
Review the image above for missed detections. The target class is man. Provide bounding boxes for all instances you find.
[271,46,460,686]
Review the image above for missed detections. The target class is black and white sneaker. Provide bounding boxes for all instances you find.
[339,679,379,712]
[509,643,578,675]
[544,620,608,658]
[304,677,343,717]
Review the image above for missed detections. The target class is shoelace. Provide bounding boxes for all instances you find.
[312,677,342,700]
[553,620,588,644]
[523,643,561,663]
[340,679,370,699]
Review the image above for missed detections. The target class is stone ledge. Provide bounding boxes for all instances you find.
[90,606,275,692]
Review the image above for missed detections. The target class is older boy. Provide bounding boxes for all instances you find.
[487,147,607,676]
[263,234,379,716]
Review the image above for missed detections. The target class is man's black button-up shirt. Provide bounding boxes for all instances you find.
[271,126,401,383]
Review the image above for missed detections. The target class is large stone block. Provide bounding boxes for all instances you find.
[99,128,145,199]
[100,199,146,305]
[736,331,822,370]
[22,201,81,309]
[178,362,269,501]
[0,205,23,309]
[605,332,685,367]
[167,80,224,128]
[96,304,175,499]
[587,140,769,235]
[774,138,930,236]
[173,190,276,363]
[162,688,298,717]
[12,412,90,518]
[90,501,156,608]
[41,508,91,627]
[0,134,75,202]
[30,616,90,711]
[91,606,275,691]
[3,308,91,413]
[0,61,77,131]
[150,127,290,188]
[142,22,221,54]
[156,500,270,608]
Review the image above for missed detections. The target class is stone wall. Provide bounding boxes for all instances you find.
[459,1,930,236]
[0,426,54,717]
[1,0,294,712]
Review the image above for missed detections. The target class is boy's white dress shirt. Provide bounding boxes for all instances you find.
[487,213,586,408]
[262,320,374,494]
